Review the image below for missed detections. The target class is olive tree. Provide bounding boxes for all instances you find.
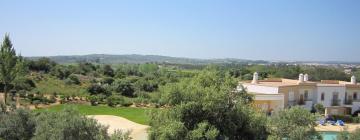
[0,109,36,140]
[149,69,268,140]
[268,106,321,140]
[32,108,109,140]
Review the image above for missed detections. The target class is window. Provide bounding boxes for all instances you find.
[304,90,309,100]
[288,91,295,101]
[333,92,339,99]
[321,93,325,101]
[354,92,358,100]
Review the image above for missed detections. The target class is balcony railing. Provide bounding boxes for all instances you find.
[288,100,296,106]
[353,99,360,102]
[298,100,305,105]
[345,99,353,105]
[331,99,341,106]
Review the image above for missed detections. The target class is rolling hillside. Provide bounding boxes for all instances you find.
[27,54,268,64]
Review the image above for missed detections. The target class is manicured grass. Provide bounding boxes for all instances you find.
[35,104,151,125]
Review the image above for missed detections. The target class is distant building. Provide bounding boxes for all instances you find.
[238,73,360,115]
[344,69,352,75]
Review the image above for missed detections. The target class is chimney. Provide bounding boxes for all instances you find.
[351,75,356,85]
[298,73,304,83]
[252,72,259,84]
[304,74,309,82]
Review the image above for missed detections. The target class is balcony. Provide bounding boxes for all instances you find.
[297,98,312,105]
[288,100,296,106]
[345,99,353,105]
[353,99,360,103]
[331,99,341,106]
[298,100,305,105]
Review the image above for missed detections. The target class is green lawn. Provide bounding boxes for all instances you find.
[35,104,151,125]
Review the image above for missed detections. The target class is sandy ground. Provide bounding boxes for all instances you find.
[315,123,360,132]
[88,115,149,140]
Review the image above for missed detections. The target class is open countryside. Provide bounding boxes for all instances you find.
[1,1,360,140]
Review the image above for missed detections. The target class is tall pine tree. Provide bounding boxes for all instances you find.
[0,34,21,104]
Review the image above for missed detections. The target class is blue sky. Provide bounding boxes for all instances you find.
[0,0,359,61]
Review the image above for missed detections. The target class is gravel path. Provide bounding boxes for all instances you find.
[88,115,149,140]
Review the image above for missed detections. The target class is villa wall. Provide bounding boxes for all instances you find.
[253,100,283,112]
[241,80,360,114]
[325,107,349,116]
[279,85,316,108]
[345,88,360,101]
[316,86,346,107]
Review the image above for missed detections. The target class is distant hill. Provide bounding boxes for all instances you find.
[27,54,269,65]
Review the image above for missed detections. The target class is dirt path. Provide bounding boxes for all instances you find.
[87,115,149,140]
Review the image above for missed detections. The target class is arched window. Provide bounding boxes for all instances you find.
[321,93,325,101]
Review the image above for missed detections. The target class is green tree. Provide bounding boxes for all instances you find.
[88,84,110,96]
[102,65,114,77]
[113,79,135,97]
[268,106,321,140]
[0,34,24,104]
[0,109,36,140]
[65,74,81,85]
[50,65,71,79]
[149,70,268,140]
[32,108,109,140]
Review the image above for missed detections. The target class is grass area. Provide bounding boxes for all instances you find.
[32,75,89,96]
[35,104,151,125]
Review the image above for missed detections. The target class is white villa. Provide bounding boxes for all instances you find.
[238,72,360,115]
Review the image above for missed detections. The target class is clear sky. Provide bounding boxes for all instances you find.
[0,0,359,61]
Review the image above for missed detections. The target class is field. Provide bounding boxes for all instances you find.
[35,104,151,125]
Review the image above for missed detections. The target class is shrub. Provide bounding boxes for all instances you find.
[33,108,109,140]
[332,115,354,123]
[314,104,325,114]
[48,95,56,104]
[269,106,321,139]
[65,74,81,85]
[110,130,131,140]
[18,90,27,98]
[102,77,114,85]
[13,78,36,91]
[88,95,99,106]
[120,98,133,107]
[112,79,135,97]
[106,95,124,107]
[0,109,36,140]
[1,108,132,140]
[88,84,110,96]
[352,117,360,123]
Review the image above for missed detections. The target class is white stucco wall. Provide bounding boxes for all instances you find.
[352,102,360,114]
[316,86,346,107]
[299,88,315,101]
[346,89,360,101]
[241,84,279,94]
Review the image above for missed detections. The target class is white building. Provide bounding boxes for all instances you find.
[239,72,360,115]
